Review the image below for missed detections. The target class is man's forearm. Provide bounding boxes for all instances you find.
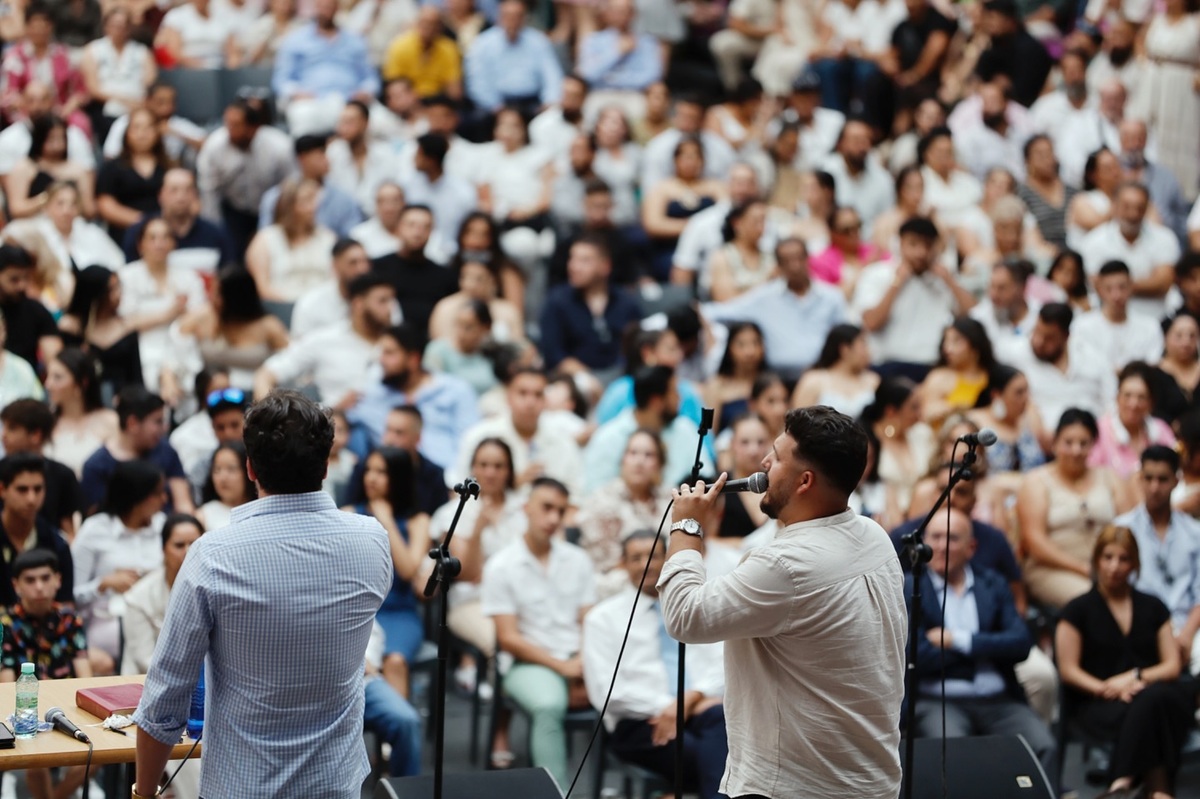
[135,729,175,796]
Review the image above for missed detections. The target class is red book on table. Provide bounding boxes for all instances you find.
[75,684,143,719]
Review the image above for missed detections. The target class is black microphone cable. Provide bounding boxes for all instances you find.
[158,735,202,794]
[563,498,675,799]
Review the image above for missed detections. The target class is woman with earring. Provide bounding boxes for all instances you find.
[968,364,1047,473]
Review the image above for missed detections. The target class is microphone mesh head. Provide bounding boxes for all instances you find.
[978,428,998,446]
[748,471,769,492]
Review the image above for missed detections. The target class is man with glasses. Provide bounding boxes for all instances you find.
[1114,445,1200,674]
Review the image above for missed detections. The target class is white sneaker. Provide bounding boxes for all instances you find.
[454,665,476,695]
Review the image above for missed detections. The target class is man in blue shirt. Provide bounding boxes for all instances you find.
[540,233,643,381]
[258,134,363,237]
[121,168,236,268]
[133,390,393,799]
[465,0,563,118]
[577,0,661,119]
[272,0,379,136]
[1114,445,1200,673]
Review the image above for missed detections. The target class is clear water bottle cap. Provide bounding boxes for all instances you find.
[20,663,34,674]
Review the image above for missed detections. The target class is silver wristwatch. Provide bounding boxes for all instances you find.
[670,518,702,537]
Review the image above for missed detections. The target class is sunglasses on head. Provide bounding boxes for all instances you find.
[207,388,247,408]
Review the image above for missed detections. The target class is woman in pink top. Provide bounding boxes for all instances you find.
[809,206,887,298]
[1089,363,1176,480]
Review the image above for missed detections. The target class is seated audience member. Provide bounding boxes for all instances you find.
[363,620,424,778]
[642,137,727,281]
[1149,313,1200,425]
[481,478,596,789]
[347,324,479,467]
[290,238,374,341]
[80,387,192,515]
[791,324,879,420]
[95,108,170,243]
[702,323,767,434]
[597,328,700,428]
[0,317,43,407]
[1018,409,1134,610]
[453,211,526,311]
[451,367,582,496]
[102,84,207,166]
[466,0,563,123]
[120,168,236,274]
[1056,526,1199,799]
[258,135,363,239]
[433,438,525,693]
[0,4,89,132]
[255,274,396,407]
[7,116,96,221]
[705,238,847,382]
[72,459,166,673]
[382,7,462,100]
[1047,250,1092,312]
[197,441,256,532]
[577,429,672,597]
[583,530,728,799]
[707,200,777,302]
[341,405,446,515]
[477,109,555,272]
[917,317,995,428]
[809,206,886,300]
[42,349,118,479]
[539,235,642,382]
[153,0,233,69]
[577,0,661,117]
[370,204,459,334]
[162,267,290,398]
[908,509,1057,785]
[397,133,476,259]
[327,101,398,217]
[119,219,208,393]
[271,0,379,136]
[175,385,248,495]
[0,401,83,537]
[1,548,92,799]
[585,366,716,494]
[79,8,156,139]
[966,365,1046,473]
[714,415,771,541]
[35,181,123,275]
[423,299,497,396]
[0,243,59,370]
[1079,182,1179,321]
[1000,303,1116,431]
[324,410,357,504]
[429,259,524,345]
[853,217,975,382]
[1073,261,1164,375]
[969,260,1039,349]
[1115,446,1200,674]
[120,513,203,674]
[344,447,431,698]
[859,378,935,531]
[58,265,143,399]
[0,455,74,605]
[1089,363,1176,481]
[246,177,337,305]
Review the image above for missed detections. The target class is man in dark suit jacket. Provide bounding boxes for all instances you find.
[907,508,1057,790]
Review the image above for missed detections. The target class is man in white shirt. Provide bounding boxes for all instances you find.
[1027,49,1094,142]
[853,217,975,381]
[954,82,1028,181]
[103,82,206,163]
[1079,181,1180,320]
[820,119,894,238]
[659,406,906,799]
[350,183,406,259]
[254,273,393,407]
[777,70,845,170]
[999,302,1116,430]
[326,100,398,215]
[481,478,596,789]
[398,133,477,258]
[291,238,370,340]
[641,97,736,191]
[529,74,588,159]
[583,530,728,798]
[1072,261,1163,373]
[1054,78,1131,189]
[969,260,1040,348]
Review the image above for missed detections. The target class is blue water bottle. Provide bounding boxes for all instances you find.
[186,667,204,740]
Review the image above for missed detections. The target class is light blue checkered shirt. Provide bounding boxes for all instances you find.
[133,492,392,799]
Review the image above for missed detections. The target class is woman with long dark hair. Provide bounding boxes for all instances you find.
[918,316,996,427]
[967,364,1046,473]
[707,199,776,302]
[198,441,256,530]
[344,446,431,698]
[43,347,119,478]
[454,211,525,312]
[703,321,766,433]
[792,323,878,418]
[58,264,143,400]
[95,106,171,241]
[7,115,95,219]
[860,377,934,529]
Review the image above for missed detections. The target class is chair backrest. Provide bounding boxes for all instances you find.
[158,69,224,126]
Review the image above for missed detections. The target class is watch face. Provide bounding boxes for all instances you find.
[683,519,701,534]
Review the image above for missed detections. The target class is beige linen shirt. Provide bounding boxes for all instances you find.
[656,508,907,799]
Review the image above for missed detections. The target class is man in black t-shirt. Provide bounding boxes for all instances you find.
[0,400,84,538]
[888,0,956,96]
[369,204,457,333]
[975,0,1053,107]
[0,244,60,370]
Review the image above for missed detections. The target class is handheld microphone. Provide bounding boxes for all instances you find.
[958,428,998,447]
[45,707,90,743]
[720,472,769,494]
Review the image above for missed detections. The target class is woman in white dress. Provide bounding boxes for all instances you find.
[1133,0,1200,198]
[245,177,336,303]
[478,108,554,273]
[154,0,234,69]
[43,348,119,478]
[34,182,124,275]
[590,106,641,227]
[1066,147,1122,249]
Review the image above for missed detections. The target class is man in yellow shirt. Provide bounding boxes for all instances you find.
[383,7,463,99]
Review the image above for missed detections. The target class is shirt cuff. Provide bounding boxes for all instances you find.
[656,548,704,591]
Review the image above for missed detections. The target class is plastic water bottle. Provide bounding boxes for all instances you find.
[186,668,204,740]
[14,663,37,739]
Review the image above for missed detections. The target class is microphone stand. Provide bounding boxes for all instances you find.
[898,446,977,799]
[675,407,714,798]
[423,478,480,799]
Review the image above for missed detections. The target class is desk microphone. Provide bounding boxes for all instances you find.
[721,472,769,494]
[45,707,90,743]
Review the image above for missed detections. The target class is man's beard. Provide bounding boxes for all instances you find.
[760,486,782,520]
[382,368,410,389]
[563,107,583,124]
[1110,46,1134,66]
[845,152,867,172]
[983,112,1006,131]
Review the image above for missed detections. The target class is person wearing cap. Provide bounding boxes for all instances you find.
[852,216,974,382]
[974,0,1053,108]
[775,68,844,170]
[258,133,363,238]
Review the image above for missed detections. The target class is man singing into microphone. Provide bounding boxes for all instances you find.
[659,405,907,799]
[133,390,393,798]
